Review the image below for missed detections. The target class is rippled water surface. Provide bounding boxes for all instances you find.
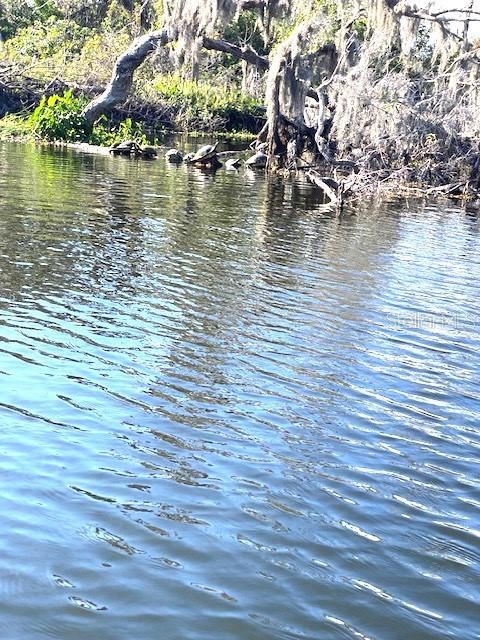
[0,141,479,640]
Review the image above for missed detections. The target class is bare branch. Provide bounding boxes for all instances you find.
[432,9,480,18]
[401,9,480,25]
[202,36,269,70]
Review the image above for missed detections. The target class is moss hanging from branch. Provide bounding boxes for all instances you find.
[265,11,337,166]
[171,0,238,73]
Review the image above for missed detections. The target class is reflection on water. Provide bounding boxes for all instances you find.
[0,141,479,640]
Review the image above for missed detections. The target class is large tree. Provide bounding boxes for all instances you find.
[79,0,480,181]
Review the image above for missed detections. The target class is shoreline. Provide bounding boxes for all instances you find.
[1,136,478,208]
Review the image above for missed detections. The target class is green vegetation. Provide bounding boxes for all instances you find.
[151,75,264,132]
[222,10,267,62]
[0,84,260,143]
[2,14,133,85]
[0,0,266,142]
[0,113,31,140]
[0,90,150,144]
[28,92,90,141]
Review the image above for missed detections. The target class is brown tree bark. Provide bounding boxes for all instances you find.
[202,37,269,70]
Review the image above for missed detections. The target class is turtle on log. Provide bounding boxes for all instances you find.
[186,142,221,169]
[245,150,267,169]
[141,145,158,159]
[109,140,143,157]
[165,149,184,163]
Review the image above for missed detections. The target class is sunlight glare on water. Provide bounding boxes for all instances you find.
[0,141,479,640]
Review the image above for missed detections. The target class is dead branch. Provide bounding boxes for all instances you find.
[202,37,269,70]
[306,170,340,204]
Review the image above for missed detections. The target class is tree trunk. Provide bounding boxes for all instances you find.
[82,28,170,123]
[82,31,269,123]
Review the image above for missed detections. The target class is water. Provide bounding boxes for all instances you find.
[0,141,479,640]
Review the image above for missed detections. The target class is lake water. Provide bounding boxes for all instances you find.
[0,141,479,640]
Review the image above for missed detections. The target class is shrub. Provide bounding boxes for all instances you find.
[26,91,151,144]
[152,75,264,132]
[28,91,89,141]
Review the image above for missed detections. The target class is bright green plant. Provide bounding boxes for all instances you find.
[90,117,150,146]
[28,90,89,141]
[26,91,151,144]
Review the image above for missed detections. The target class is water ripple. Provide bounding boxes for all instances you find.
[0,141,479,639]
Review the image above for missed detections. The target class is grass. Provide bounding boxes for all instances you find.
[0,113,32,140]
[152,75,265,133]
